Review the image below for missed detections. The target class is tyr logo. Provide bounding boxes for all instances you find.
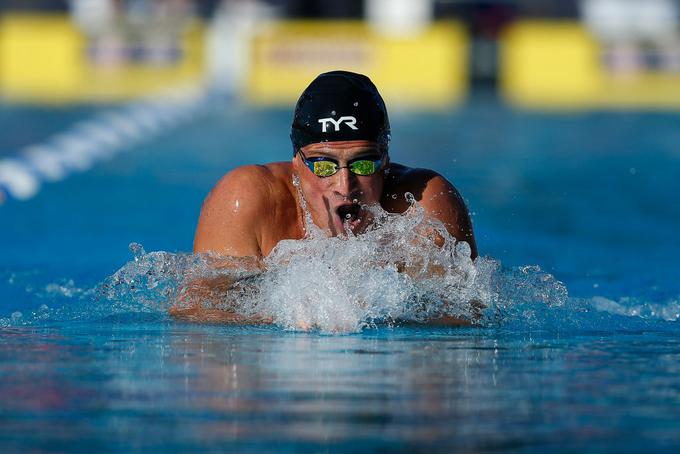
[318,116,359,133]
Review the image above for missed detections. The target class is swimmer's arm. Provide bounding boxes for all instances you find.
[169,269,272,324]
[172,166,272,324]
[193,165,272,258]
[397,172,480,326]
[170,259,272,324]
[418,173,478,259]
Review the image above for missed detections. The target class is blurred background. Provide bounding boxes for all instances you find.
[0,1,678,311]
[1,0,679,105]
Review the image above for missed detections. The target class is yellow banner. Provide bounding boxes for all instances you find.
[247,21,469,109]
[501,20,680,109]
[0,14,204,103]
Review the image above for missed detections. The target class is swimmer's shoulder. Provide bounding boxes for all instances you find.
[195,163,295,256]
[202,162,297,226]
[382,162,477,257]
[383,163,459,210]
[385,163,444,185]
[208,162,293,205]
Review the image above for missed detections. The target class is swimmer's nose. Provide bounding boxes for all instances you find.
[333,167,356,196]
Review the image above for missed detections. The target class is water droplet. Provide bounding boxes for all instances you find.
[353,102,359,107]
[331,110,336,116]
[129,242,146,261]
[629,167,637,175]
[36,189,576,335]
[352,198,358,204]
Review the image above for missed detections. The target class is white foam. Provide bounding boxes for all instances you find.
[592,295,680,321]
[184,196,500,333]
[83,195,571,334]
[1,197,576,333]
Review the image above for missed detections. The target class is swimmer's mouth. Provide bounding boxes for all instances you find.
[336,203,361,223]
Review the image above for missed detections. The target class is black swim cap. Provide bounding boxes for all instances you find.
[290,70,390,155]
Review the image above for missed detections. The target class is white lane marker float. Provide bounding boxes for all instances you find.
[0,84,210,203]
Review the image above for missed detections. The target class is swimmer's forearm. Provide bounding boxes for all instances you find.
[395,316,473,327]
[171,273,268,324]
[169,304,272,324]
[425,299,485,327]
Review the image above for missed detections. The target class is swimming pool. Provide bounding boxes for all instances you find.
[1,96,679,451]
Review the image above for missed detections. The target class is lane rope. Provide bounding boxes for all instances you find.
[0,84,209,203]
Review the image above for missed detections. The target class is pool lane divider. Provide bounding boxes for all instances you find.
[0,85,209,203]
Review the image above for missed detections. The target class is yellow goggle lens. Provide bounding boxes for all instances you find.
[313,160,338,177]
[349,160,376,175]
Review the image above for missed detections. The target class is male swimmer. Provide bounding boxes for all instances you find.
[171,70,477,324]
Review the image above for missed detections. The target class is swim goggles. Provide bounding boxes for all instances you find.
[297,149,385,177]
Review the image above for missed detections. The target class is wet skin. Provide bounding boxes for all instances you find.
[174,140,477,326]
[193,140,477,259]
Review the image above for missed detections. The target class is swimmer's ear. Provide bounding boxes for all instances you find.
[292,152,305,171]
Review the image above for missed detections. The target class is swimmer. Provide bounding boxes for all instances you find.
[171,70,477,325]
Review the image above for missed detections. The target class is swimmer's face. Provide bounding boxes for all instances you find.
[293,140,388,236]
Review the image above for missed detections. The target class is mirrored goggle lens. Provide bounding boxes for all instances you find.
[310,159,380,177]
[312,160,338,177]
[349,160,377,175]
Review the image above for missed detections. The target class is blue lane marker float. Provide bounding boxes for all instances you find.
[0,84,209,203]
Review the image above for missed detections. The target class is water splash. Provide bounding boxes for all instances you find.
[591,295,680,322]
[2,200,678,334]
[240,198,494,332]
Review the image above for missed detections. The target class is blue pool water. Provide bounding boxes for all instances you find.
[1,96,679,451]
